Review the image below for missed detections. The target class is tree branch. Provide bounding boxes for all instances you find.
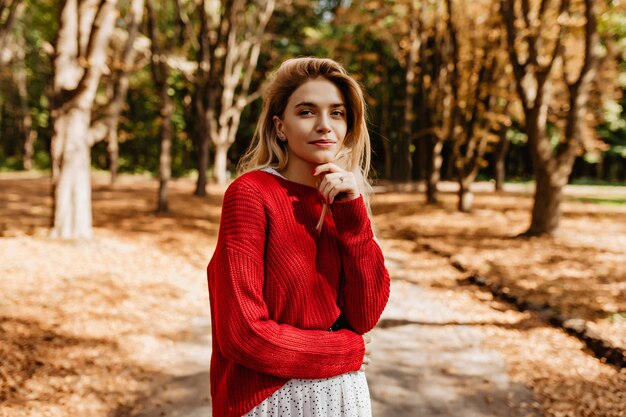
[501,0,529,111]
[0,0,22,51]
[74,0,118,106]
[522,0,540,67]
[146,0,165,86]
[445,0,460,141]
[556,0,597,167]
[536,0,566,92]
[174,0,199,51]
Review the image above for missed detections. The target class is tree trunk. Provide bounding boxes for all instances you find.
[157,92,173,213]
[416,136,428,181]
[0,0,22,63]
[108,131,119,183]
[14,45,35,170]
[399,13,419,182]
[494,128,509,191]
[51,110,93,239]
[50,0,118,239]
[381,133,392,181]
[426,135,443,204]
[458,179,474,212]
[198,0,274,188]
[501,0,598,236]
[526,169,562,236]
[380,78,392,180]
[214,142,229,186]
[106,0,145,185]
[146,0,173,213]
[195,132,210,196]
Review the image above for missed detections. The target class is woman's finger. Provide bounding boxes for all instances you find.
[319,172,358,204]
[312,162,342,177]
[329,178,357,204]
[320,172,348,196]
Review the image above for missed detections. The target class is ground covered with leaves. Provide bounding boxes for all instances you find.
[0,172,624,416]
[373,182,626,351]
[372,181,626,417]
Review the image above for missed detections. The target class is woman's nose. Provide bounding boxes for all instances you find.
[316,114,331,133]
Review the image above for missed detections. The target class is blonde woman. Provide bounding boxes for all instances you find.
[207,57,390,417]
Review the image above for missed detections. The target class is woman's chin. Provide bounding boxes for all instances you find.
[313,151,339,164]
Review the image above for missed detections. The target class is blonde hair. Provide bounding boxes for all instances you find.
[238,57,373,207]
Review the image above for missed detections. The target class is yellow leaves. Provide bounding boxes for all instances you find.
[362,52,380,62]
[302,26,322,40]
[423,74,432,88]
[366,1,381,11]
[391,3,409,18]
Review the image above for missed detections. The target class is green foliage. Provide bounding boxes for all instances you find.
[0,156,23,171]
[573,196,626,205]
[1,0,625,185]
[506,128,528,145]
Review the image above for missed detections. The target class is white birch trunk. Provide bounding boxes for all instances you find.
[214,143,229,186]
[51,109,93,239]
[203,0,275,186]
[50,0,118,239]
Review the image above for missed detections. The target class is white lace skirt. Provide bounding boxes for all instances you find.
[243,371,372,417]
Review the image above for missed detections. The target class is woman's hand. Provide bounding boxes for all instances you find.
[312,163,360,204]
[360,333,371,372]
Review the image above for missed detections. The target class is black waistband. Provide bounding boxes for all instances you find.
[327,314,350,332]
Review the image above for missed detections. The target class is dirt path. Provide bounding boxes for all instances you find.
[123,238,539,417]
[369,240,539,417]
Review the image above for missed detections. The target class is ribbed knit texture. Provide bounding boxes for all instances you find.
[207,170,390,417]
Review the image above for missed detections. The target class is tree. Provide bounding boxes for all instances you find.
[192,0,275,194]
[146,0,173,213]
[102,0,146,184]
[501,0,601,235]
[50,0,118,239]
[447,0,512,211]
[415,0,455,204]
[331,0,444,188]
[0,0,32,168]
[0,0,22,61]
[399,0,419,183]
[13,21,36,170]
[329,1,407,181]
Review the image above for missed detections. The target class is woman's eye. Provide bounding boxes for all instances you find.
[299,110,313,116]
[331,110,345,117]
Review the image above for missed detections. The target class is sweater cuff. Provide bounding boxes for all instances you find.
[330,195,374,240]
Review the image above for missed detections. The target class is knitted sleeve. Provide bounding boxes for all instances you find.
[209,182,365,379]
[331,196,391,335]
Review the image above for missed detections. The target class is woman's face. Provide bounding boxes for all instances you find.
[274,77,348,170]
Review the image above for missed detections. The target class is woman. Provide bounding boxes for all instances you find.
[207,57,390,417]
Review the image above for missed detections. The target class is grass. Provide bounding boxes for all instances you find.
[574,197,626,206]
[570,177,626,187]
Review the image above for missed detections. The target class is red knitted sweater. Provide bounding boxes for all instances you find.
[207,170,390,417]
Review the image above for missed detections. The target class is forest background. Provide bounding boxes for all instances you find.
[0,0,625,239]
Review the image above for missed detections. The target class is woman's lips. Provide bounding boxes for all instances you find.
[309,139,336,147]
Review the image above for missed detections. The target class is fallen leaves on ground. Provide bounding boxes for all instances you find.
[373,182,626,417]
[373,184,626,350]
[0,173,625,416]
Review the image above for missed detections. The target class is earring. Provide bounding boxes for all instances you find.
[277,134,286,141]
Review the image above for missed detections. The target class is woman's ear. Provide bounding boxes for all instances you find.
[273,116,285,140]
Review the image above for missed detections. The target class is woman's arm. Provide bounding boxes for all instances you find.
[331,196,390,335]
[209,182,365,379]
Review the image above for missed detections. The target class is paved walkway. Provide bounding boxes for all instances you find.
[132,239,538,417]
[369,286,534,416]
